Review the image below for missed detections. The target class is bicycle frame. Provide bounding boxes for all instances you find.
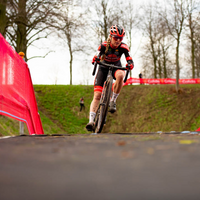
[92,61,129,133]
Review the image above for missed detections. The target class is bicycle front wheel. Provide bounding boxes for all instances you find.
[96,79,112,133]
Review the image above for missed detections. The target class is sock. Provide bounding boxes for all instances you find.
[111,92,119,103]
[89,112,96,123]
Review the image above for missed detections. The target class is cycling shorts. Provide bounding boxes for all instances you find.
[94,61,122,93]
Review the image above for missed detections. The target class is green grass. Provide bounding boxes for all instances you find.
[104,84,200,133]
[1,84,200,136]
[34,85,94,134]
[0,115,28,136]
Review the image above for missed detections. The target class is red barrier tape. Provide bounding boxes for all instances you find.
[124,78,200,85]
[0,34,44,135]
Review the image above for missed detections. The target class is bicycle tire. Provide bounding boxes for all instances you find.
[93,106,100,132]
[96,78,113,133]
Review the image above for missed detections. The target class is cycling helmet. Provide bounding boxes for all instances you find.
[109,25,125,37]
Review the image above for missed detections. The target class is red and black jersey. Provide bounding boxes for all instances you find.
[93,41,134,92]
[98,41,133,64]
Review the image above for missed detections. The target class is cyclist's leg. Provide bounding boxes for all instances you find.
[86,67,107,131]
[113,69,125,94]
[109,69,125,113]
[86,91,101,131]
[89,91,101,120]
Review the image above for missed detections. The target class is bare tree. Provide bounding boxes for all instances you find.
[122,1,140,78]
[163,0,188,92]
[0,0,7,37]
[16,0,27,57]
[193,11,200,75]
[196,40,200,77]
[138,1,176,79]
[186,0,200,78]
[139,3,162,78]
[56,0,91,85]
[91,0,110,42]
[90,0,128,43]
[157,18,174,78]
[4,0,64,61]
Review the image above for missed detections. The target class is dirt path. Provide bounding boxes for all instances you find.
[1,132,200,200]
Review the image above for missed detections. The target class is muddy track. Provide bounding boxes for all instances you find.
[1,132,200,200]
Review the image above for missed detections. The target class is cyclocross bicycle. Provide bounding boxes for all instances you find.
[92,59,130,133]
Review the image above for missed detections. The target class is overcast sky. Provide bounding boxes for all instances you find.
[26,0,196,85]
[27,31,143,85]
[26,0,149,85]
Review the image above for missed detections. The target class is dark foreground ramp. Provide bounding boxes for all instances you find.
[1,133,200,200]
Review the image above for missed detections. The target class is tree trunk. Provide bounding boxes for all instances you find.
[69,53,73,85]
[0,0,7,37]
[163,53,167,78]
[191,37,195,78]
[161,42,167,78]
[153,56,157,78]
[158,59,162,78]
[128,29,132,78]
[68,39,73,85]
[188,13,195,78]
[16,0,27,60]
[150,34,157,78]
[196,48,200,77]
[158,46,161,78]
[102,0,108,40]
[175,37,180,92]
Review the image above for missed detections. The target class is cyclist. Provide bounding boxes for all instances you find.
[86,24,134,131]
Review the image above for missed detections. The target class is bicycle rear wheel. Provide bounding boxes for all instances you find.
[95,78,112,133]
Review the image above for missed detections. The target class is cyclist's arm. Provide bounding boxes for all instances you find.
[120,43,134,65]
[125,52,134,67]
[97,42,106,56]
[123,47,134,69]
[92,43,106,63]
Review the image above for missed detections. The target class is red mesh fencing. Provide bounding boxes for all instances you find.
[0,34,44,135]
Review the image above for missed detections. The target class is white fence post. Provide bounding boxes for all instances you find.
[19,121,24,135]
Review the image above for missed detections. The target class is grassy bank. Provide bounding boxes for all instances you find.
[1,84,200,136]
[104,84,200,133]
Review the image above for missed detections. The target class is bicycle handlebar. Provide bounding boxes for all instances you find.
[92,55,101,76]
[92,60,130,83]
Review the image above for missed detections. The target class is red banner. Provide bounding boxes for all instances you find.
[124,78,200,85]
[0,34,44,135]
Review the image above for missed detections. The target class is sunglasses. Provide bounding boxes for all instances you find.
[112,36,123,41]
